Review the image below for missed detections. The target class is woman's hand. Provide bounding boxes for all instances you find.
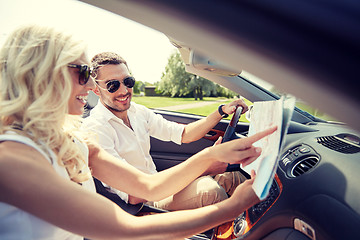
[227,170,260,217]
[208,126,277,167]
[202,137,228,176]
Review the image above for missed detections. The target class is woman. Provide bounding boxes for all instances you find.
[0,25,276,239]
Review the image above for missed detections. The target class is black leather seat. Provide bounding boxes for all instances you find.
[93,177,167,215]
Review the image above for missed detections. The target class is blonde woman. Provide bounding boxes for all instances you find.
[0,25,276,239]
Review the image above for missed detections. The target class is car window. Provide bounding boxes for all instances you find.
[240,71,336,122]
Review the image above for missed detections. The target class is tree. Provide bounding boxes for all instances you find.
[158,50,217,99]
[188,75,217,100]
[215,84,238,98]
[157,51,190,97]
[133,80,145,94]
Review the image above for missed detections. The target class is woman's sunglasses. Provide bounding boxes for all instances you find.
[68,64,92,85]
[97,76,136,93]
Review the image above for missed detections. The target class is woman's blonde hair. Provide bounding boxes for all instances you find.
[0,25,90,183]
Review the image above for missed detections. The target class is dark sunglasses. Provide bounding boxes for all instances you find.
[68,64,92,85]
[102,77,136,93]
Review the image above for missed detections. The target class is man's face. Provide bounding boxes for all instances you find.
[95,63,133,113]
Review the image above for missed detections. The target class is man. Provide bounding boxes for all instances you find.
[82,52,249,210]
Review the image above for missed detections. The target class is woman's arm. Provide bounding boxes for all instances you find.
[89,126,277,201]
[0,134,264,239]
[0,141,258,239]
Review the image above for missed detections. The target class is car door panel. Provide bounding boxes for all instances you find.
[150,110,249,171]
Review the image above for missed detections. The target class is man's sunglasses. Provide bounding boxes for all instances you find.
[97,77,136,93]
[68,64,92,85]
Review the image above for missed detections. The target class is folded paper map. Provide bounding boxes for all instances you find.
[243,96,295,200]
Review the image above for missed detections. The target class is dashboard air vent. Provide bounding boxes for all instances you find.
[316,135,360,154]
[291,156,319,177]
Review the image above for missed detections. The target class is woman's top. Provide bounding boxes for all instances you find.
[0,131,96,240]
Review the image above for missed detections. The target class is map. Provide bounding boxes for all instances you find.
[243,96,295,200]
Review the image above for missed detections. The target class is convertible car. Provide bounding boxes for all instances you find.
[81,1,360,239]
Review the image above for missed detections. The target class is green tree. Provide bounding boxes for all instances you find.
[157,51,190,97]
[215,84,237,98]
[133,80,145,94]
[188,75,217,100]
[158,50,217,99]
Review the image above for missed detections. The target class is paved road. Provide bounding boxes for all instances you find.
[155,99,228,111]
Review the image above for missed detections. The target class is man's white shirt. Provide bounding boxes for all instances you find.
[81,100,185,202]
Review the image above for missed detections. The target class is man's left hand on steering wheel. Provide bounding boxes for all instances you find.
[218,99,249,172]
[219,98,248,118]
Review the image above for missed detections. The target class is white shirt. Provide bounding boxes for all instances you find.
[0,132,96,240]
[81,101,185,202]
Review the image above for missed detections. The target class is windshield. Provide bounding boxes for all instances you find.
[239,71,336,122]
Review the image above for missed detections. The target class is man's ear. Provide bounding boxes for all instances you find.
[93,86,101,96]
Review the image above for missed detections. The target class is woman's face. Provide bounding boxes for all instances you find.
[68,56,95,115]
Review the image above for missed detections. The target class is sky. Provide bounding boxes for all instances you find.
[0,0,177,84]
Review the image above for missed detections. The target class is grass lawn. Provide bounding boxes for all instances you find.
[132,96,334,122]
[296,102,336,121]
[132,96,226,108]
[132,96,251,122]
[180,100,250,122]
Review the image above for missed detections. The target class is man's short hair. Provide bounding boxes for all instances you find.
[91,52,128,79]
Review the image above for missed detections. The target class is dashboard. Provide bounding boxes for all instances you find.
[234,122,360,240]
[150,111,360,240]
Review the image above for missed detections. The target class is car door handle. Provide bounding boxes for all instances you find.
[204,129,224,141]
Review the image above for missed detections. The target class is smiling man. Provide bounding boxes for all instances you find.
[81,52,248,211]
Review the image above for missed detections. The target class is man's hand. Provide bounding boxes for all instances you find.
[222,98,249,116]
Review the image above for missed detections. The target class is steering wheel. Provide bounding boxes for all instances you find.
[221,106,243,143]
[221,106,246,172]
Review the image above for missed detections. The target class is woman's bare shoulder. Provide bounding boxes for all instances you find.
[0,141,51,168]
[0,141,57,203]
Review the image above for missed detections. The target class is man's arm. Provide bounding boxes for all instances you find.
[182,98,248,143]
